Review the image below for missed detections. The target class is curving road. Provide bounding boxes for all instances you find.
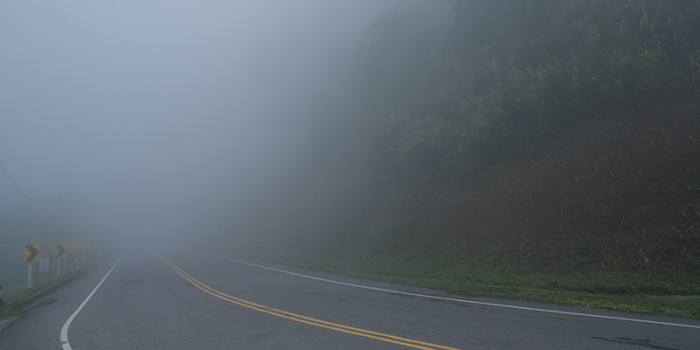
[1,248,698,349]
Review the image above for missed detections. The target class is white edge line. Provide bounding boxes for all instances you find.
[60,257,122,350]
[198,251,700,330]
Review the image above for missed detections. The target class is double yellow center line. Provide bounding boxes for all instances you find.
[158,255,460,350]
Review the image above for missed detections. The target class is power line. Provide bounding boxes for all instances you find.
[0,159,35,202]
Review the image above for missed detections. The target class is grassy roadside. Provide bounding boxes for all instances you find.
[215,247,700,320]
[319,270,700,319]
[0,260,103,321]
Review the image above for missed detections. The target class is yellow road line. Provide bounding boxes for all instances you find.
[157,254,461,350]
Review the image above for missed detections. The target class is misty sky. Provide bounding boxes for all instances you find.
[1,1,418,238]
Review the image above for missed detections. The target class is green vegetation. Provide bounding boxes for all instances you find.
[229,1,700,318]
[219,245,699,319]
[335,0,700,176]
[0,266,90,320]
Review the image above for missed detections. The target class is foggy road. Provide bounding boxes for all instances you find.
[1,249,699,350]
[3,3,700,349]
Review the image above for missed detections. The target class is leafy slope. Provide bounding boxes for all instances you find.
[224,1,700,315]
[231,94,700,317]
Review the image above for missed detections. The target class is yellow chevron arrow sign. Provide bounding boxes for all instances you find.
[23,244,40,263]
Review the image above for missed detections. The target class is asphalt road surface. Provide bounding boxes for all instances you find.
[1,248,698,349]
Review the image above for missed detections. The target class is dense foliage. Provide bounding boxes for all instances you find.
[275,0,700,286]
[307,0,700,180]
[234,1,700,305]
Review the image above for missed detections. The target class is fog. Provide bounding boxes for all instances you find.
[1,1,453,248]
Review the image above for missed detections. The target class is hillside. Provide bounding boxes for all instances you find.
[341,90,700,278]
[222,1,700,316]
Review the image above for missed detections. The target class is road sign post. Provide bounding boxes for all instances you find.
[59,240,89,273]
[55,244,67,279]
[24,244,40,289]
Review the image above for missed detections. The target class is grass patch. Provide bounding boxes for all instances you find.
[0,270,78,320]
[0,259,105,321]
[219,247,700,320]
